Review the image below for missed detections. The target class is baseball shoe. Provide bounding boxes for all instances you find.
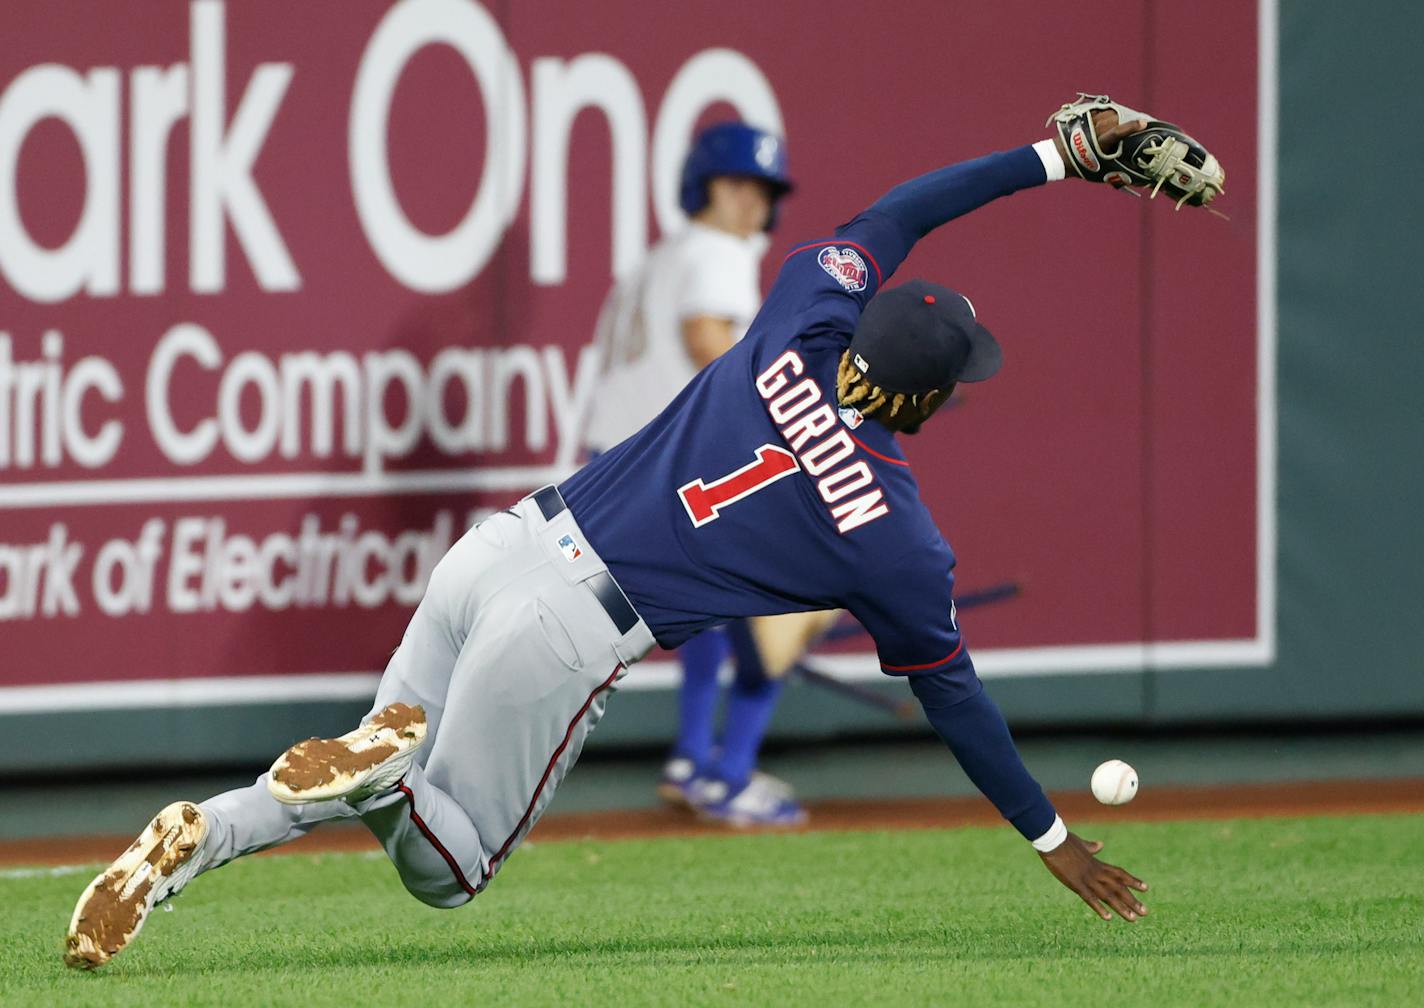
[64,800,208,970]
[656,757,701,807]
[695,772,809,828]
[267,702,427,805]
[746,769,795,800]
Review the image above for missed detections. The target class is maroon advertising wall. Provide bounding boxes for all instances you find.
[0,0,1263,705]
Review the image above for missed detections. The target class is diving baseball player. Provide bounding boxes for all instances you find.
[584,121,826,826]
[65,96,1225,968]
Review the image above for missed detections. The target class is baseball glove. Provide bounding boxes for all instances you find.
[1046,94,1225,209]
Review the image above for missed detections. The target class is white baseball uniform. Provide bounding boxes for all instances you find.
[196,491,656,907]
[583,222,768,453]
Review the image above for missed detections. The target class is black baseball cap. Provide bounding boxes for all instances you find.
[848,280,1002,393]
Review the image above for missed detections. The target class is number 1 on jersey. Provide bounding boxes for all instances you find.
[678,445,800,527]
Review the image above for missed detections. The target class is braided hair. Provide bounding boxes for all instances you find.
[835,350,945,427]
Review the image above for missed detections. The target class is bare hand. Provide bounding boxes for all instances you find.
[1054,111,1148,183]
[1039,832,1149,922]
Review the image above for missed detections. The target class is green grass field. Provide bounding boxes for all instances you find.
[3,814,1421,1007]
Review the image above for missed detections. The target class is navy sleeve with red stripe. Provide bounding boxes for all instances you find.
[845,532,965,678]
[847,527,1057,840]
[850,540,1058,840]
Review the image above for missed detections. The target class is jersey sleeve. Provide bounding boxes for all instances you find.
[759,144,1054,337]
[848,530,1058,841]
[832,145,1051,280]
[751,140,1053,345]
[909,669,1059,841]
[752,235,885,346]
[845,534,968,680]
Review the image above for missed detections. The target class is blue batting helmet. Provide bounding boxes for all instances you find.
[679,121,793,229]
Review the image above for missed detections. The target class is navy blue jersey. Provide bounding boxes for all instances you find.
[562,145,1050,674]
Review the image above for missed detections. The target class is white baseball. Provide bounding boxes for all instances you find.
[1090,760,1139,805]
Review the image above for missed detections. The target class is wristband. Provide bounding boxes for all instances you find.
[1030,814,1068,852]
[1032,139,1066,182]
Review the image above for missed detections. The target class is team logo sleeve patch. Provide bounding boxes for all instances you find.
[818,246,869,292]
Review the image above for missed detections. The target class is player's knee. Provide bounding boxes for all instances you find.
[389,854,479,909]
[400,874,476,910]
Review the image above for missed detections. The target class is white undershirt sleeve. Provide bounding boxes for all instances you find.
[1030,815,1068,852]
[1032,139,1067,183]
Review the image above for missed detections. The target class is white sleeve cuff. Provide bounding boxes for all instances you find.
[1032,139,1066,183]
[1030,814,1068,852]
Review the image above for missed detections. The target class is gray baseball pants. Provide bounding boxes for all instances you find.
[195,490,656,908]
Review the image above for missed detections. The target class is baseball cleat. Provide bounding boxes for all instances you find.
[695,772,809,829]
[266,702,427,805]
[64,801,208,970]
[746,770,795,800]
[656,757,701,807]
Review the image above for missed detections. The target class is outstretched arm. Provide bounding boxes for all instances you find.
[911,669,1149,923]
[849,546,1150,924]
[837,113,1147,283]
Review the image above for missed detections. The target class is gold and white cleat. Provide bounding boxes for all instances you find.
[64,801,207,970]
[266,702,427,805]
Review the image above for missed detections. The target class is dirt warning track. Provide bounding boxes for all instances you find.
[5,778,1422,868]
